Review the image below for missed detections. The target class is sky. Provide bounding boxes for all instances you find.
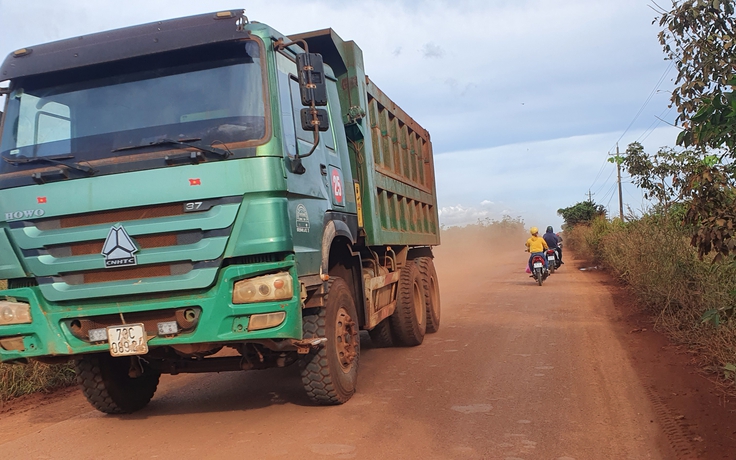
[0,0,681,229]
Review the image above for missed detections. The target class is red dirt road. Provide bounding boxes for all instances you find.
[0,237,728,459]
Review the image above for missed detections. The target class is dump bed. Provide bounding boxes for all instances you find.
[290,29,440,247]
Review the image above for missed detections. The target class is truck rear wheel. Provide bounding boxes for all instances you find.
[415,257,441,333]
[300,277,360,405]
[390,262,426,346]
[368,318,394,348]
[75,353,160,414]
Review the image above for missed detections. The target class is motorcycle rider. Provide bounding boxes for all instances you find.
[525,227,549,274]
[543,226,563,265]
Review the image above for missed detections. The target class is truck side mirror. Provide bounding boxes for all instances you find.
[300,108,329,132]
[296,53,327,107]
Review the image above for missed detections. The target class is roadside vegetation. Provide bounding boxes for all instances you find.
[0,361,76,404]
[565,214,736,378]
[561,0,736,383]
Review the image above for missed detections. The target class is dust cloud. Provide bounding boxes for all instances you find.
[434,222,528,285]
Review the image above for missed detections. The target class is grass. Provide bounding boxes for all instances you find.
[0,361,76,403]
[567,216,736,379]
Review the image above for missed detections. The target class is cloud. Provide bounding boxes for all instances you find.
[421,42,445,59]
[435,125,680,228]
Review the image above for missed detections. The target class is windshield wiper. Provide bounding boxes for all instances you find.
[112,137,230,159]
[2,154,96,175]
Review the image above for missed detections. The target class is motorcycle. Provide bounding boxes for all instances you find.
[546,249,559,274]
[547,245,563,273]
[530,253,549,286]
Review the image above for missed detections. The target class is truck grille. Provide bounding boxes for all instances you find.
[8,197,241,302]
[36,203,184,230]
[47,232,193,258]
[59,263,192,285]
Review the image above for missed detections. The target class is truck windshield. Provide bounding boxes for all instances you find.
[0,40,267,182]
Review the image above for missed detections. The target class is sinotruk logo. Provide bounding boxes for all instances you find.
[101,225,139,268]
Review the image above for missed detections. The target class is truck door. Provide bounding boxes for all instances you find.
[276,52,329,276]
[276,51,357,276]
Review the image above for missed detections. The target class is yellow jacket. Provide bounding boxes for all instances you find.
[526,235,548,253]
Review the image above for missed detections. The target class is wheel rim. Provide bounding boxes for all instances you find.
[335,306,358,373]
[413,281,423,325]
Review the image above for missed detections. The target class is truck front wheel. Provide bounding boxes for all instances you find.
[390,262,427,346]
[300,277,360,405]
[75,353,160,414]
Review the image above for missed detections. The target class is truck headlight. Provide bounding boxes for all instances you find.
[232,272,293,304]
[0,300,32,325]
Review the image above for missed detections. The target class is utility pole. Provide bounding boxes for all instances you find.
[616,144,624,221]
[586,190,593,202]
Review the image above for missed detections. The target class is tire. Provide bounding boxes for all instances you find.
[75,353,160,414]
[415,257,441,333]
[535,269,544,286]
[549,262,556,274]
[390,262,426,346]
[368,318,394,348]
[300,277,360,405]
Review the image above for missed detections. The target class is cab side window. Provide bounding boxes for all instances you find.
[276,53,298,158]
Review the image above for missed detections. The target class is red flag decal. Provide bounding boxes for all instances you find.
[189,178,201,186]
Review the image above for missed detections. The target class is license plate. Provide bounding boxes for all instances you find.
[107,323,148,357]
[533,262,543,268]
[548,256,555,261]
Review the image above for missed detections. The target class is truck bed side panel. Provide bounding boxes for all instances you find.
[363,80,439,246]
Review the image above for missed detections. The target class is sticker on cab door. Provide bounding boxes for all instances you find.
[296,204,310,233]
[330,166,344,207]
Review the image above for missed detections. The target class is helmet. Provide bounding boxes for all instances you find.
[530,227,538,235]
[546,226,553,233]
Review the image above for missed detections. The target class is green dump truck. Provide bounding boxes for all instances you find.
[0,9,440,413]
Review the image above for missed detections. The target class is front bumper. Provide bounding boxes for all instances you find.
[0,259,302,362]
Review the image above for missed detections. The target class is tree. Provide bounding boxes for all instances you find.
[557,200,606,226]
[619,141,714,210]
[657,0,736,149]
[655,0,736,260]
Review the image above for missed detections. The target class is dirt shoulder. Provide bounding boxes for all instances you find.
[574,255,736,459]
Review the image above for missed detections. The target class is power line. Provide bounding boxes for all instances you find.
[602,181,618,208]
[637,106,675,143]
[593,169,615,196]
[590,61,675,193]
[610,61,675,151]
[589,155,612,191]
[623,185,640,204]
